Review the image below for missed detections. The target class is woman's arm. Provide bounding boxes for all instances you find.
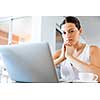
[53,48,66,66]
[67,46,100,82]
[53,49,61,60]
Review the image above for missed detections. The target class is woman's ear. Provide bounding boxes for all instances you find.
[79,28,83,35]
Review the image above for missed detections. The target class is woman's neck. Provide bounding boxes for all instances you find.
[73,42,85,52]
[72,42,86,57]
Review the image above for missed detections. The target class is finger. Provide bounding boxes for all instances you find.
[65,43,72,46]
[64,41,72,45]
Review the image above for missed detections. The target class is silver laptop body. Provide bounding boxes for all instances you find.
[0,42,59,83]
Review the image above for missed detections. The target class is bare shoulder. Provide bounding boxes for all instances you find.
[53,49,61,59]
[90,45,100,67]
[90,45,100,58]
[90,45,100,54]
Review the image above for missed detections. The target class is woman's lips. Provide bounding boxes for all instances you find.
[65,38,73,42]
[64,38,73,46]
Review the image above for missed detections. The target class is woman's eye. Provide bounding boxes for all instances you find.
[63,32,66,34]
[69,30,74,33]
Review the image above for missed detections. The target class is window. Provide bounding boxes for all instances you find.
[0,16,32,45]
[12,16,32,44]
[0,20,9,45]
[0,16,32,83]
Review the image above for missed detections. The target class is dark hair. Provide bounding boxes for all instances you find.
[60,16,81,30]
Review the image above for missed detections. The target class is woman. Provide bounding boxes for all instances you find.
[53,16,100,82]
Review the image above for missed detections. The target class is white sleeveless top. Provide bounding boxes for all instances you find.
[60,45,90,81]
[78,45,90,64]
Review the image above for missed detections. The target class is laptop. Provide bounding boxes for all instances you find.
[0,42,59,83]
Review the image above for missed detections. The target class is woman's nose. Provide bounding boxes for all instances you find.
[64,33,71,38]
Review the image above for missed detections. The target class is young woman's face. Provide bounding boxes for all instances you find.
[61,23,82,46]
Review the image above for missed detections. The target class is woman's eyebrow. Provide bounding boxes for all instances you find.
[68,28,75,30]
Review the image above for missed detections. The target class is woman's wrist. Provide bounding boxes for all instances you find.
[54,56,66,66]
[59,55,66,61]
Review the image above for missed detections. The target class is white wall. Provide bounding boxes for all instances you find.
[78,16,100,47]
[40,16,67,53]
[32,16,42,43]
[32,16,59,54]
[41,16,57,54]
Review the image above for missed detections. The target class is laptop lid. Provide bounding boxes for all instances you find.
[0,42,58,83]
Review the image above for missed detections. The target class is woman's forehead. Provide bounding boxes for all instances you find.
[61,23,76,31]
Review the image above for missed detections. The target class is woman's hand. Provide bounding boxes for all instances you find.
[65,46,74,58]
[60,41,74,59]
[63,41,74,58]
